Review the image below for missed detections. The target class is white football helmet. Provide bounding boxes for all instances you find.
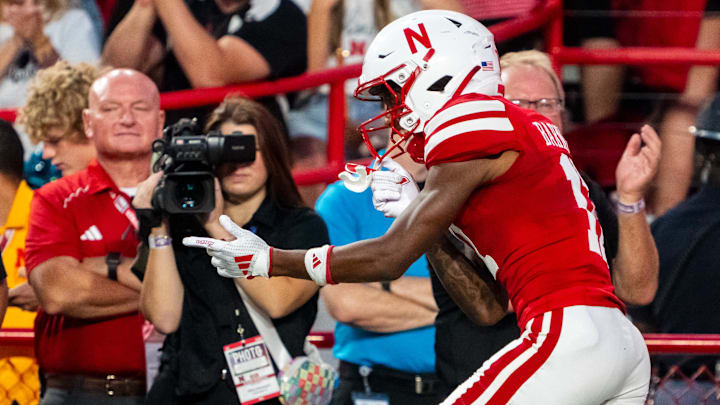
[354,10,502,163]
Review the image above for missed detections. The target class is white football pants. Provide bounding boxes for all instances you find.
[441,305,650,405]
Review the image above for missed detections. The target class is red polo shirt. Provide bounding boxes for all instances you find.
[25,160,145,376]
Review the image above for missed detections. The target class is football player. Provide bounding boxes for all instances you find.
[184,10,650,404]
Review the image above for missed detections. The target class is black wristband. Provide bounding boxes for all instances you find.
[381,281,391,293]
[135,207,165,241]
[106,252,121,281]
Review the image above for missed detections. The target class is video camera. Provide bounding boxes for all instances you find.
[151,118,256,214]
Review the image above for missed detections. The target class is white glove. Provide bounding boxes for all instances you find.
[182,215,272,279]
[338,162,376,193]
[370,158,419,218]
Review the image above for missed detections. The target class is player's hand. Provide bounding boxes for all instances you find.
[371,158,419,218]
[182,215,271,279]
[615,124,661,204]
[339,162,375,193]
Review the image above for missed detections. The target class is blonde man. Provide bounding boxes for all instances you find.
[5,61,101,326]
[18,61,101,176]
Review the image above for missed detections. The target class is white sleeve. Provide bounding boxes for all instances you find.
[45,8,101,64]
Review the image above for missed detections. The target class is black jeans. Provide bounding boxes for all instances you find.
[331,361,441,405]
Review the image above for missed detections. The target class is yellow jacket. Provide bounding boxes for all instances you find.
[1,181,36,328]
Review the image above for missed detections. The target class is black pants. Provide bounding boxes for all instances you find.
[147,368,283,405]
[331,361,441,405]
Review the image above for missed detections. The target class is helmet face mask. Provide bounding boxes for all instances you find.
[355,67,423,163]
[353,10,501,164]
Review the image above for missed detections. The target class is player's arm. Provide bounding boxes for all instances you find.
[29,256,140,318]
[316,181,436,332]
[152,0,271,88]
[322,280,436,333]
[207,212,322,320]
[270,150,519,283]
[426,234,508,326]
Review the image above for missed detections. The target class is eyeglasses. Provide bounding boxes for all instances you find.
[509,98,564,114]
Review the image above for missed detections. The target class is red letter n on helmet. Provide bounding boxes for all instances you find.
[403,23,432,54]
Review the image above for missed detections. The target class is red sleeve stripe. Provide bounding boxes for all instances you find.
[424,99,506,136]
[425,117,514,159]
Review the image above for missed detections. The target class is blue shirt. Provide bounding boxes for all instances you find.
[315,180,435,373]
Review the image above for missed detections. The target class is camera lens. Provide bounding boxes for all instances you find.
[175,181,205,210]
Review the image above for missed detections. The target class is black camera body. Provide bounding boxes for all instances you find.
[152,118,256,214]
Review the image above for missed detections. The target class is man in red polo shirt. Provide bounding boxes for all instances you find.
[25,68,165,404]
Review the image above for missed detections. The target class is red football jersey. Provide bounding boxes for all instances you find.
[423,94,625,328]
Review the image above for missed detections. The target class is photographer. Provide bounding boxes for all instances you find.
[133,96,329,404]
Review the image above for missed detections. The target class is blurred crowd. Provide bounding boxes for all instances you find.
[0,0,719,404]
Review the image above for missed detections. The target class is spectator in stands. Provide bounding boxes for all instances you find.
[463,0,622,125]
[0,119,23,328]
[0,118,38,405]
[629,94,720,405]
[315,150,439,404]
[0,0,100,109]
[287,0,463,159]
[102,0,307,128]
[427,49,662,397]
[25,68,164,404]
[0,117,34,323]
[613,0,720,215]
[134,96,328,404]
[5,61,100,325]
[289,135,328,206]
[0,260,6,326]
[18,61,100,178]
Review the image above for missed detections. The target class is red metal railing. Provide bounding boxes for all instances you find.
[2,0,718,186]
[1,328,718,353]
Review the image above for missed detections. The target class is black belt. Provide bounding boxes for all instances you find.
[339,361,438,395]
[46,374,146,397]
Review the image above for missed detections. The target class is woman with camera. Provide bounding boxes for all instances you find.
[132,96,329,404]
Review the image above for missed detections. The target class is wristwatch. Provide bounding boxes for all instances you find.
[106,252,121,281]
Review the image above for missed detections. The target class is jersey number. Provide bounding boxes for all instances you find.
[559,154,608,263]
